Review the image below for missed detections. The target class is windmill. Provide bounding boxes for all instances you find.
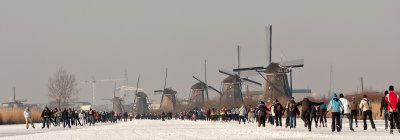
[190,76,222,108]
[218,69,262,108]
[233,25,304,101]
[132,75,149,114]
[8,87,27,108]
[216,46,262,108]
[154,68,177,112]
[103,82,124,114]
[82,77,126,106]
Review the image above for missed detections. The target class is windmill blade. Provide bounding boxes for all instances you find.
[218,69,235,77]
[154,90,163,93]
[133,75,140,105]
[241,79,262,89]
[241,77,262,86]
[207,85,222,96]
[233,67,266,76]
[192,76,206,84]
[113,82,117,98]
[233,67,265,72]
[160,94,164,108]
[193,76,222,96]
[160,68,168,108]
[281,59,304,68]
[163,68,168,90]
[102,99,113,101]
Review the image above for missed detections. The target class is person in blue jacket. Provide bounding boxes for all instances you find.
[326,93,344,132]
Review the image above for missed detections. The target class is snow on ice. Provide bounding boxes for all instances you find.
[0,119,398,140]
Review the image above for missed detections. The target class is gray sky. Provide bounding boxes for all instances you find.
[1,0,399,105]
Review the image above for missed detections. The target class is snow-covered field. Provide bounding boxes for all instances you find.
[0,119,398,140]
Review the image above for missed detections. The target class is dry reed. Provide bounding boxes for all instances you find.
[0,108,42,124]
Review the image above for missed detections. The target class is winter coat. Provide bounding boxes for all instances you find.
[267,104,272,114]
[274,103,283,115]
[297,98,321,112]
[255,102,270,117]
[24,110,32,118]
[350,100,358,111]
[380,96,388,114]
[286,100,297,117]
[359,98,372,111]
[327,98,344,112]
[231,109,236,114]
[235,108,240,115]
[79,113,84,119]
[386,91,399,112]
[41,110,51,118]
[339,98,351,114]
[270,105,275,116]
[311,107,317,115]
[238,106,247,116]
[62,110,68,119]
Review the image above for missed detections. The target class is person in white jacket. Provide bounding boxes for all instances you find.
[270,102,275,125]
[238,105,247,124]
[24,107,35,129]
[339,93,353,131]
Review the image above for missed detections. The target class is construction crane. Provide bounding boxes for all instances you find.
[82,77,126,106]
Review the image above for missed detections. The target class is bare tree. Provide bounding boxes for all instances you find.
[47,68,78,109]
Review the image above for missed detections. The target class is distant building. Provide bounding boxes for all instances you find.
[149,104,160,110]
[292,89,312,102]
[243,89,313,102]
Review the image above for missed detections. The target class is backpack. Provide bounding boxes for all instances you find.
[289,103,295,112]
[320,104,327,110]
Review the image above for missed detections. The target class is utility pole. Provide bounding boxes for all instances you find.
[329,64,334,97]
[237,45,243,102]
[361,77,364,93]
[204,59,209,101]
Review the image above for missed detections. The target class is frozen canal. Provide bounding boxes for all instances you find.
[0,119,398,140]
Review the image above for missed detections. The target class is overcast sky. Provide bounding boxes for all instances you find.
[1,0,399,105]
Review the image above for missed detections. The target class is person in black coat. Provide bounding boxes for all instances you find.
[274,99,284,127]
[123,112,128,122]
[255,101,270,127]
[41,107,51,129]
[296,98,321,131]
[62,108,71,128]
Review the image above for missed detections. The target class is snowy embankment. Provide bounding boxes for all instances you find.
[0,119,397,140]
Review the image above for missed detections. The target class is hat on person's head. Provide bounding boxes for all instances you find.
[333,93,338,98]
[320,100,324,103]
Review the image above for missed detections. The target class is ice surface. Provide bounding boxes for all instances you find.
[0,119,397,140]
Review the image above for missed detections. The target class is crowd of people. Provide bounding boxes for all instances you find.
[23,85,400,134]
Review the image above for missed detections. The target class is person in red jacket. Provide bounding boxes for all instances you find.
[386,85,400,134]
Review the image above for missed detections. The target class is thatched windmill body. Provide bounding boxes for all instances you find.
[135,92,149,114]
[218,70,261,108]
[104,83,124,114]
[189,82,206,108]
[155,68,177,112]
[191,76,222,108]
[131,75,150,114]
